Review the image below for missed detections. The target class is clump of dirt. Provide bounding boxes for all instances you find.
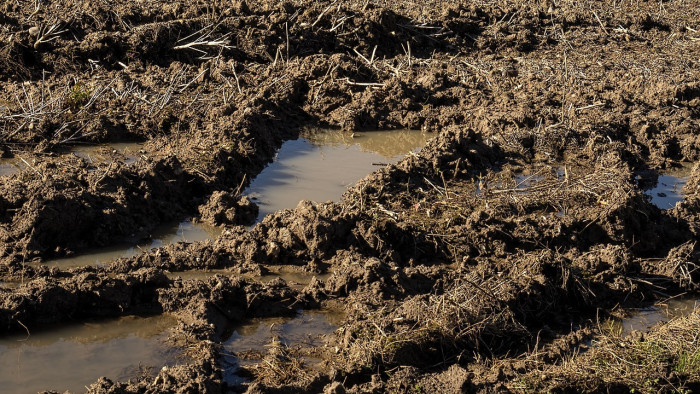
[198,191,259,227]
[0,268,168,333]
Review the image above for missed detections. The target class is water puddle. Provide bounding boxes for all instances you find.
[39,130,427,270]
[620,297,699,335]
[0,280,21,289]
[514,172,546,190]
[166,267,331,290]
[66,141,145,166]
[0,314,181,394]
[43,219,222,270]
[0,143,145,178]
[257,266,332,289]
[641,164,693,209]
[166,269,233,281]
[245,129,430,221]
[221,309,343,385]
[0,158,21,177]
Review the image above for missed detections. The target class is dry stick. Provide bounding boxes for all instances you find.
[404,41,412,68]
[329,16,348,32]
[176,22,216,45]
[34,23,68,48]
[92,162,114,190]
[231,64,243,94]
[22,85,34,114]
[575,102,604,112]
[18,156,42,178]
[16,320,31,340]
[173,37,231,51]
[234,173,247,197]
[285,22,290,64]
[592,11,609,35]
[369,45,377,64]
[343,78,385,87]
[353,47,379,71]
[311,1,337,28]
[178,69,208,93]
[273,46,281,68]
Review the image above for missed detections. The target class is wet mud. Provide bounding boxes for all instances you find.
[0,0,699,392]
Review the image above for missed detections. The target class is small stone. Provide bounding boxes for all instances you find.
[29,26,40,37]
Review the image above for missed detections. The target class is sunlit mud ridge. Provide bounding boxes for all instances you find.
[0,0,699,392]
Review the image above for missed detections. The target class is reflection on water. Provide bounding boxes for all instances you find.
[646,175,688,209]
[167,267,331,290]
[166,269,233,281]
[221,309,343,386]
[31,130,429,270]
[245,129,430,221]
[43,220,222,270]
[0,314,180,394]
[621,297,699,334]
[257,266,331,289]
[304,129,431,158]
[642,164,693,209]
[224,310,343,352]
[0,143,145,178]
[67,142,144,166]
[0,158,21,177]
[514,172,546,190]
[0,280,20,289]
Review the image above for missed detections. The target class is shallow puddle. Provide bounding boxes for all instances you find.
[0,314,181,393]
[43,219,222,270]
[0,156,33,177]
[245,129,430,221]
[0,143,145,179]
[41,130,427,270]
[620,297,699,334]
[67,141,144,166]
[0,159,20,177]
[257,266,332,289]
[642,164,693,209]
[166,269,233,281]
[167,267,331,290]
[221,309,343,385]
[514,172,546,190]
[0,280,20,289]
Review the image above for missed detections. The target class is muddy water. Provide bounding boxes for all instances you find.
[221,309,343,385]
[642,164,693,209]
[257,268,332,289]
[0,158,20,177]
[44,220,222,270]
[66,141,144,166]
[0,156,34,177]
[621,297,699,334]
[167,266,331,289]
[245,129,430,221]
[0,143,145,178]
[42,130,427,270]
[0,280,20,289]
[0,314,181,393]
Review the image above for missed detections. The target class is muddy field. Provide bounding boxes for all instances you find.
[1,0,699,392]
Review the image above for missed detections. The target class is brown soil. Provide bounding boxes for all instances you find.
[1,0,699,393]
